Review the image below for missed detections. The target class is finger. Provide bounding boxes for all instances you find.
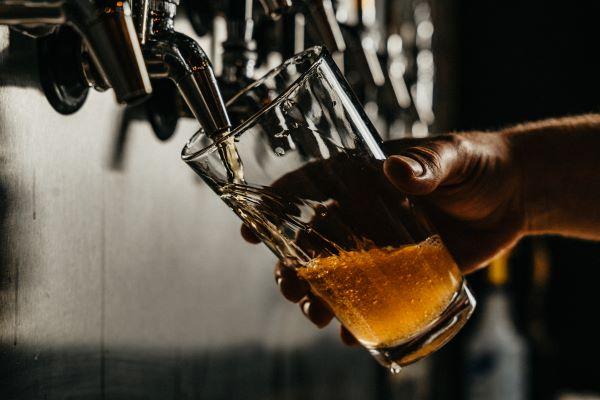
[383,135,465,195]
[299,293,334,328]
[275,263,310,303]
[340,326,359,346]
[240,224,261,244]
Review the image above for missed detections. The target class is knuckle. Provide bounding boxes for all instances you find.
[408,145,443,175]
[452,133,472,156]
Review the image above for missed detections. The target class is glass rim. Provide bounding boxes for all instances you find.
[181,46,327,162]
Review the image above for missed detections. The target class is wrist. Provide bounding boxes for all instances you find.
[502,127,563,236]
[502,129,539,236]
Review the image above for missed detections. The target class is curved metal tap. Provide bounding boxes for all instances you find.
[133,0,231,138]
[0,0,152,105]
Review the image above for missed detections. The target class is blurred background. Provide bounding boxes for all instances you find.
[1,0,599,399]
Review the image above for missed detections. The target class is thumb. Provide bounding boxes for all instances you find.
[383,137,463,195]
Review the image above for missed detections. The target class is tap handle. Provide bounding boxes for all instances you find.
[304,0,345,52]
[80,0,152,104]
[0,0,152,104]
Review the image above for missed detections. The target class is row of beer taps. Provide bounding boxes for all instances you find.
[0,0,435,140]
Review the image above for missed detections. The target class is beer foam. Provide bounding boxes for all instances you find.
[298,235,461,348]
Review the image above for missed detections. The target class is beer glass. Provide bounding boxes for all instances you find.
[182,47,475,372]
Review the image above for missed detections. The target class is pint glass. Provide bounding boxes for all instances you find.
[182,47,475,372]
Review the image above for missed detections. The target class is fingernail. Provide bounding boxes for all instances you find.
[384,155,425,185]
[301,300,311,317]
[394,155,424,177]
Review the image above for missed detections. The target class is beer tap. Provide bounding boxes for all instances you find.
[0,0,152,106]
[373,0,421,139]
[183,0,259,88]
[377,0,433,137]
[258,0,345,54]
[412,0,435,129]
[141,0,261,136]
[220,0,257,98]
[337,0,385,102]
[132,0,231,139]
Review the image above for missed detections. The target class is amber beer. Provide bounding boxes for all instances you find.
[298,235,462,349]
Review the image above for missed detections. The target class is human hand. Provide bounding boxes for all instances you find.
[383,132,524,273]
[242,132,524,344]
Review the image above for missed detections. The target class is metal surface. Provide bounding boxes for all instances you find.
[0,1,65,26]
[133,0,232,139]
[0,30,382,399]
[0,0,152,104]
[220,0,256,87]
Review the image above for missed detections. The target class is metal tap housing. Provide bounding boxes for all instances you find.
[133,0,232,139]
[0,0,153,104]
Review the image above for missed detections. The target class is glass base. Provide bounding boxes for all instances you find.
[367,281,476,373]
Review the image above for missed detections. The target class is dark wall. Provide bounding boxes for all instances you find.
[453,1,600,398]
[456,1,600,129]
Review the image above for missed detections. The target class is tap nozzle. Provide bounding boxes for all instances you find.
[169,34,232,138]
[137,0,231,138]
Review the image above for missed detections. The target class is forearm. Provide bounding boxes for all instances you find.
[504,114,600,239]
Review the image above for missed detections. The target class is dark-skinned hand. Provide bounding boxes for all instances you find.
[242,132,524,346]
